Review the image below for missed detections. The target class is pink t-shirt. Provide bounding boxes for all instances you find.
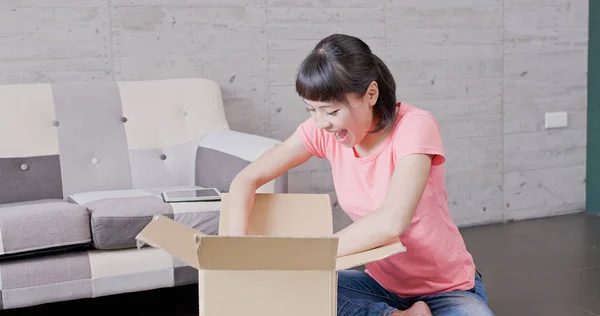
[297,102,476,297]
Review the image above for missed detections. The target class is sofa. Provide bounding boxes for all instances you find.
[0,78,288,310]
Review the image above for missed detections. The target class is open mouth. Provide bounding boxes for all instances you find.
[334,129,348,142]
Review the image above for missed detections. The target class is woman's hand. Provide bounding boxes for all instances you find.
[225,131,313,236]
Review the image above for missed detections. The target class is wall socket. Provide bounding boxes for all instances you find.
[545,111,568,129]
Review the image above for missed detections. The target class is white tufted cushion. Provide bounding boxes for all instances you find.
[117,78,229,150]
[0,84,59,158]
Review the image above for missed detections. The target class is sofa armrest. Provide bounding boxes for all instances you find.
[196,129,288,193]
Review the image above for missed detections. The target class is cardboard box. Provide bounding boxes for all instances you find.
[136,193,406,316]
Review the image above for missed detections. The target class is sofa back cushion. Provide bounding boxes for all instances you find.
[52,81,133,197]
[194,129,288,194]
[117,78,229,189]
[194,146,250,193]
[0,78,229,204]
[0,84,64,204]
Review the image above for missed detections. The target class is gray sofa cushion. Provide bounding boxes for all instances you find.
[70,188,221,250]
[195,146,250,193]
[86,196,173,250]
[0,157,63,205]
[194,129,288,194]
[0,199,91,257]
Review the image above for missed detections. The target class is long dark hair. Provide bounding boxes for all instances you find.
[295,34,398,134]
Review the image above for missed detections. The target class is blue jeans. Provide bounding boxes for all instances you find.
[337,269,494,316]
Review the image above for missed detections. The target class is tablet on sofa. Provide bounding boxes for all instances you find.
[161,188,222,203]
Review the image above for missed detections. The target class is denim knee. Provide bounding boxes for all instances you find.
[337,292,398,316]
[447,301,495,316]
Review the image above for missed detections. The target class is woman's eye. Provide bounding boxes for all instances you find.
[327,110,339,115]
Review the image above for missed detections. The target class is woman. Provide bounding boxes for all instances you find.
[226,34,495,316]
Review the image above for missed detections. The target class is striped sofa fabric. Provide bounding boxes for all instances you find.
[0,78,287,310]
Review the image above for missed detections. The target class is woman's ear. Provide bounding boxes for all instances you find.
[366,81,379,107]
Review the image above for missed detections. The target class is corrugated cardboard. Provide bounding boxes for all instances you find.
[136,193,406,316]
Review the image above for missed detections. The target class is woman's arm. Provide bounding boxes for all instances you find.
[334,153,433,257]
[226,130,313,236]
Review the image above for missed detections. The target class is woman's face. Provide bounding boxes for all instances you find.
[303,81,379,149]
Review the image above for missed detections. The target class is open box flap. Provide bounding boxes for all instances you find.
[197,235,339,271]
[336,240,406,271]
[135,215,206,269]
[220,193,334,236]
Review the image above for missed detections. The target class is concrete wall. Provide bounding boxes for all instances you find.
[0,0,588,229]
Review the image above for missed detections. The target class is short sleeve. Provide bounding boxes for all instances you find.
[392,114,445,166]
[295,118,329,159]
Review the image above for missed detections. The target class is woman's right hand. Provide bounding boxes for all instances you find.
[224,130,314,236]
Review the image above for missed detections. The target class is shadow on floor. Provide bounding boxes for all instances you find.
[2,284,200,315]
